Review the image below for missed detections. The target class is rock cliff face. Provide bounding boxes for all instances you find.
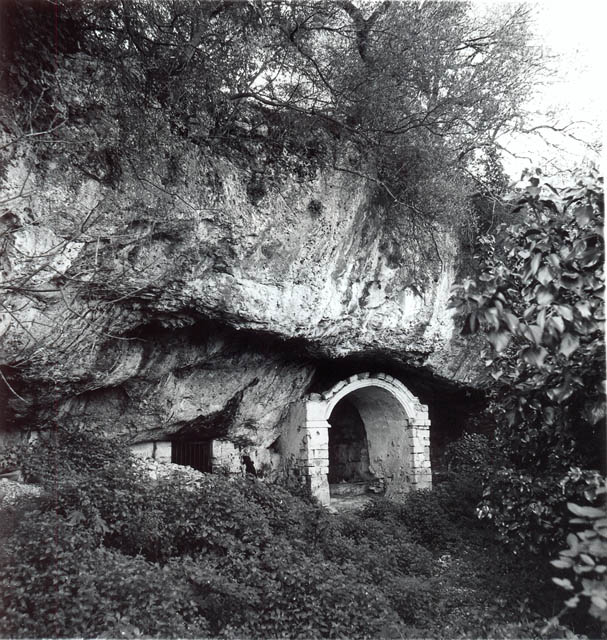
[0,132,479,459]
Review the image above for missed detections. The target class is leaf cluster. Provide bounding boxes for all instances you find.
[550,472,607,624]
[452,169,605,554]
[0,426,568,638]
[1,1,545,223]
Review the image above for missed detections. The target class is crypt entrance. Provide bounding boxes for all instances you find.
[327,396,374,496]
[302,373,432,505]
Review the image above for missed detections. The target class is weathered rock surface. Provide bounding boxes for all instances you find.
[0,131,479,450]
[0,477,42,507]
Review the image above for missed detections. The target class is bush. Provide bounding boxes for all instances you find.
[478,467,607,556]
[1,426,593,638]
[0,428,405,637]
[452,170,604,555]
[0,509,206,638]
[50,462,277,562]
[438,432,502,526]
[19,426,129,484]
[443,432,495,477]
[399,489,461,549]
[550,472,607,628]
[234,474,323,541]
[434,474,486,526]
[16,429,276,562]
[385,575,441,626]
[361,483,479,550]
[318,510,433,578]
[182,548,399,638]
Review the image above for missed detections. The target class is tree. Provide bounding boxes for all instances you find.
[1,1,546,216]
[452,169,605,553]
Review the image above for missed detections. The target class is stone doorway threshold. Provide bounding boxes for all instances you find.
[329,481,370,497]
[327,482,384,513]
[327,493,380,513]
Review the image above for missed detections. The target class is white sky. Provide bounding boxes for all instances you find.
[495,0,606,179]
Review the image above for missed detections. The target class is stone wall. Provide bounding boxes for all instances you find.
[126,372,433,505]
[294,373,432,504]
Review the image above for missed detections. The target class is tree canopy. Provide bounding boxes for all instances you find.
[1,0,545,226]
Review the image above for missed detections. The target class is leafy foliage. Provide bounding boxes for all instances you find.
[443,432,497,477]
[0,0,545,223]
[19,426,128,482]
[0,427,585,638]
[452,170,605,553]
[550,472,607,624]
[0,510,205,638]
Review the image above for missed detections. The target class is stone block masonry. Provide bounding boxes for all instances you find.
[301,373,432,505]
[128,373,432,505]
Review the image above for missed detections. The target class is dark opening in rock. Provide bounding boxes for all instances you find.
[171,440,212,473]
[242,454,257,476]
[328,398,372,485]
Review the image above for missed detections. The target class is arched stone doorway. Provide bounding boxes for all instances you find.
[327,397,372,486]
[302,373,431,504]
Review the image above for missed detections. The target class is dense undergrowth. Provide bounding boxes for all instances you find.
[0,429,598,639]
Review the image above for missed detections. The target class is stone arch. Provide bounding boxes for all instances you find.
[302,373,431,505]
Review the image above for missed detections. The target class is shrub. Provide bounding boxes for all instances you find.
[50,462,277,562]
[551,472,607,626]
[385,575,441,626]
[18,429,277,562]
[1,425,590,638]
[0,508,206,638]
[362,484,478,550]
[399,489,460,549]
[0,442,25,474]
[318,511,433,578]
[443,432,495,476]
[19,425,129,484]
[234,474,323,541]
[478,467,606,556]
[452,170,604,555]
[183,548,399,638]
[360,497,404,523]
[433,474,486,527]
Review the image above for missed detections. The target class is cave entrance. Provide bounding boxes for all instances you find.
[327,397,373,496]
[171,440,212,473]
[303,373,432,505]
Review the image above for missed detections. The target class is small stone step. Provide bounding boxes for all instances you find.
[327,494,376,514]
[329,481,369,497]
